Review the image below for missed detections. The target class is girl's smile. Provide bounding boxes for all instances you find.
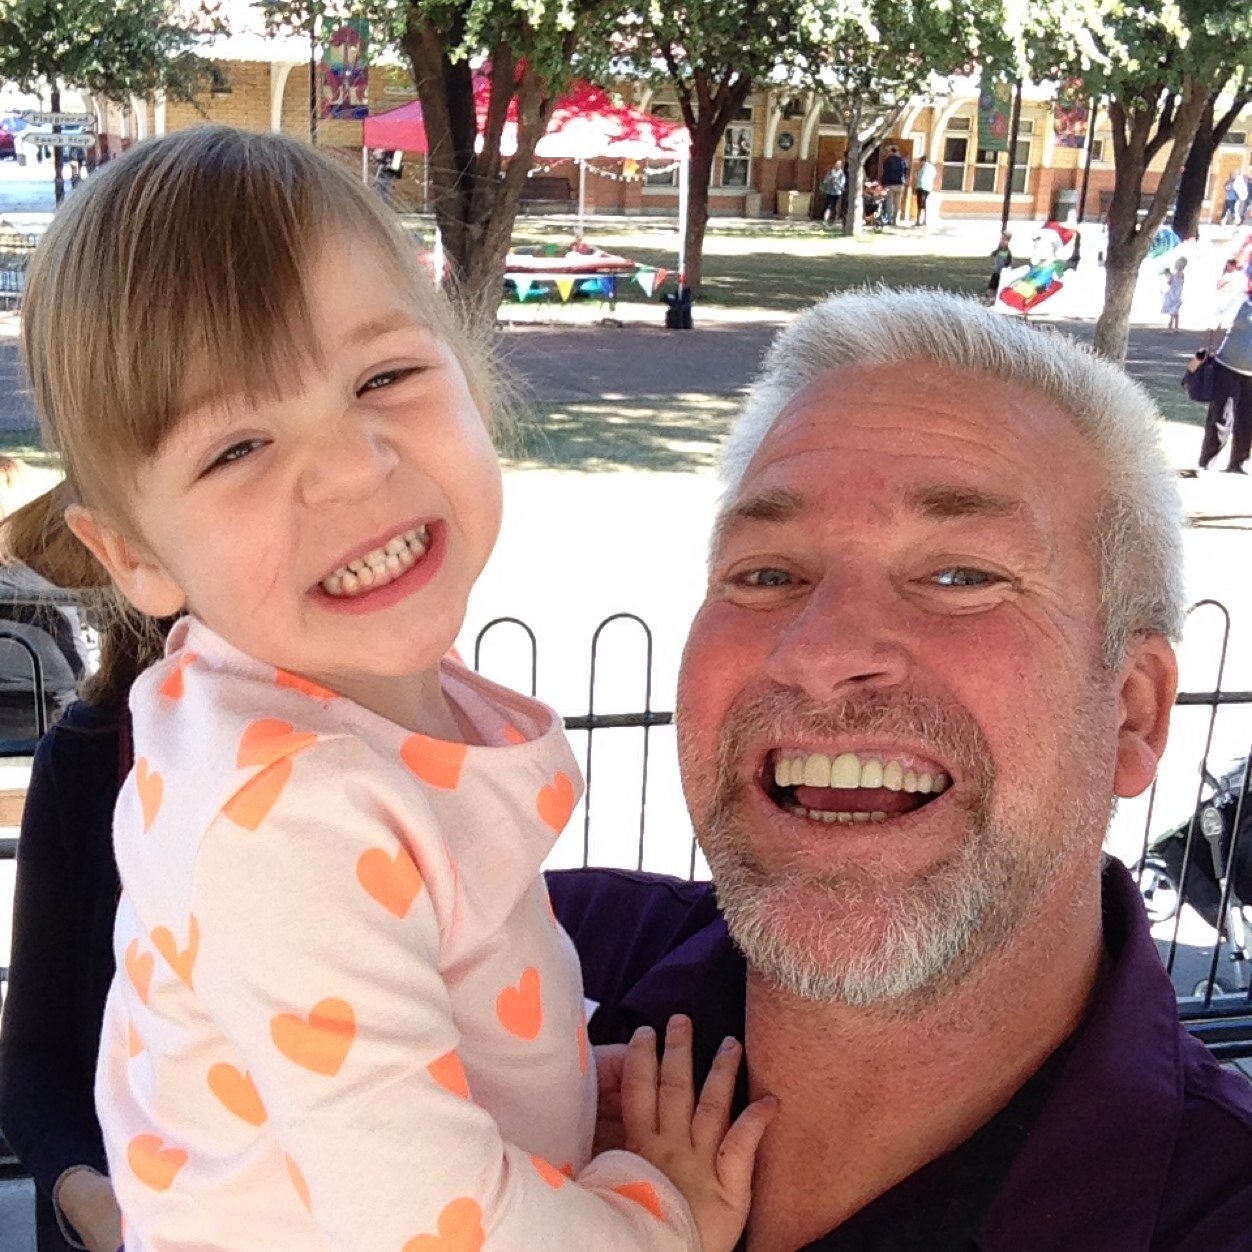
[313,519,446,614]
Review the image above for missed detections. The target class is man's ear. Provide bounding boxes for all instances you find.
[1113,634,1178,799]
[65,504,187,618]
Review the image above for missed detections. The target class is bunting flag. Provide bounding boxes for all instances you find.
[555,277,577,303]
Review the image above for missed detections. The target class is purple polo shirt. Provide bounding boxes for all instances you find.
[548,859,1252,1250]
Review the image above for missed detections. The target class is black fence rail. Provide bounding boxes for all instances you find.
[0,235,35,311]
[0,604,1250,1059]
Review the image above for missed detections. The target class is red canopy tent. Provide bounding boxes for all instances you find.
[363,80,688,163]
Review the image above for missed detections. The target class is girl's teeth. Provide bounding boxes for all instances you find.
[321,526,430,597]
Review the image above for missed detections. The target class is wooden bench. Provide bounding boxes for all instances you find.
[1096,190,1174,225]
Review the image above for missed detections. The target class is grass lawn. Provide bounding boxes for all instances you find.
[505,219,991,309]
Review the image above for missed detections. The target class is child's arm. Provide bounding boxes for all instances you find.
[181,735,706,1252]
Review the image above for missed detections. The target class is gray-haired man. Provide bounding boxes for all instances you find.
[552,289,1252,1250]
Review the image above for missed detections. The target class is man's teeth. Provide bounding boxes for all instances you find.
[321,527,429,597]
[773,750,949,796]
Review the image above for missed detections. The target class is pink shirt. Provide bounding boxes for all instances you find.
[96,617,697,1250]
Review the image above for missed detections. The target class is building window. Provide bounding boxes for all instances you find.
[1090,137,1106,163]
[941,133,968,192]
[1221,131,1247,148]
[646,102,680,186]
[209,65,232,96]
[719,116,752,187]
[1010,138,1031,194]
[973,147,999,193]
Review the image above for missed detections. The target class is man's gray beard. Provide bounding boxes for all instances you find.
[691,687,1107,1010]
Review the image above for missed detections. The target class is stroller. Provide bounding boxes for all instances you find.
[862,181,887,233]
[1135,756,1251,994]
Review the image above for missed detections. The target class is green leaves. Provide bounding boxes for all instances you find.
[0,0,223,100]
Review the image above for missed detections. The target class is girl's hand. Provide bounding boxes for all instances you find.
[621,1016,778,1252]
[593,1042,629,1153]
[54,1167,124,1252]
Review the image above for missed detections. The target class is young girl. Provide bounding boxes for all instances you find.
[22,126,773,1251]
[1161,255,1187,331]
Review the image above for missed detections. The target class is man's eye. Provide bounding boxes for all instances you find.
[740,568,793,587]
[207,439,266,472]
[932,567,996,587]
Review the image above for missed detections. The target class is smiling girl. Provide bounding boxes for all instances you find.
[19,126,772,1251]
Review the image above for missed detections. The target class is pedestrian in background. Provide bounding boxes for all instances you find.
[913,155,936,227]
[1161,256,1187,332]
[820,161,846,227]
[881,145,909,226]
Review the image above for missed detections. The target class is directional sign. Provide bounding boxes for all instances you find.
[23,132,95,148]
[21,111,93,127]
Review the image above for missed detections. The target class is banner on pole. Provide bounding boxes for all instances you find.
[1053,79,1090,150]
[977,74,1013,152]
[321,20,369,120]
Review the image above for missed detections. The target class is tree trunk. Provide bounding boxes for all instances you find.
[680,124,716,293]
[842,100,864,237]
[1092,82,1210,362]
[1173,89,1251,240]
[51,83,64,206]
[401,22,557,337]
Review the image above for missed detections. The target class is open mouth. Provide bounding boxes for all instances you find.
[762,748,951,825]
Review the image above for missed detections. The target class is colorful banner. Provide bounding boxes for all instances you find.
[1053,80,1090,150]
[977,74,1014,152]
[321,20,368,120]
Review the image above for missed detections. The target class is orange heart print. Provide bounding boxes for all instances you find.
[135,758,163,832]
[530,1155,571,1189]
[127,1021,145,1058]
[357,845,424,919]
[271,998,356,1076]
[207,1063,268,1126]
[496,966,543,1040]
[286,1154,312,1211]
[427,1050,471,1099]
[128,1134,188,1191]
[537,772,576,832]
[401,735,468,790]
[125,940,154,1005]
[614,1180,664,1221]
[275,668,338,701]
[402,1197,486,1252]
[158,652,198,700]
[151,916,199,991]
[222,720,319,831]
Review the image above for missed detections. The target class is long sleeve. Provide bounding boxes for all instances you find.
[103,728,699,1251]
[0,712,118,1200]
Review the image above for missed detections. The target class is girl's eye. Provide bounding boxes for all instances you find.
[932,567,997,588]
[359,367,418,395]
[207,439,267,472]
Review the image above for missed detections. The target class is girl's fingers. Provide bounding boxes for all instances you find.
[619,1025,659,1145]
[656,1015,697,1139]
[691,1036,742,1152]
[715,1095,780,1198]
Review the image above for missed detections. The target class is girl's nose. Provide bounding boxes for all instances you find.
[298,414,399,507]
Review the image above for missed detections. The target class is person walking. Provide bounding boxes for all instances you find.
[1222,173,1240,226]
[820,161,846,227]
[913,154,937,227]
[1196,291,1252,474]
[1234,170,1250,227]
[881,145,909,226]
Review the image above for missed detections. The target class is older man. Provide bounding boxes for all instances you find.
[550,289,1252,1250]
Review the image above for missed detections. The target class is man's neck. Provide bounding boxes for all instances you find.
[741,868,1105,1252]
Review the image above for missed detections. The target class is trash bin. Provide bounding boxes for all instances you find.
[776,190,812,220]
[1053,188,1079,223]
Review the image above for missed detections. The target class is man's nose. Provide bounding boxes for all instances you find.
[298,410,399,507]
[763,572,912,700]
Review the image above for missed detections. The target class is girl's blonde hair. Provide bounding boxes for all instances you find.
[5,124,498,699]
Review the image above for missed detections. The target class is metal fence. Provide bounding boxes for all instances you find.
[0,604,1250,1058]
[0,236,34,311]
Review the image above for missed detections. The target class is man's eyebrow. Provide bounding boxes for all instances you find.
[711,487,806,553]
[903,484,1026,520]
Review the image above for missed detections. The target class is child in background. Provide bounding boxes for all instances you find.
[21,126,774,1252]
[986,231,1014,304]
[1161,256,1187,331]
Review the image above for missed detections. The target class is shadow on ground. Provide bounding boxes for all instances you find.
[507,394,741,473]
